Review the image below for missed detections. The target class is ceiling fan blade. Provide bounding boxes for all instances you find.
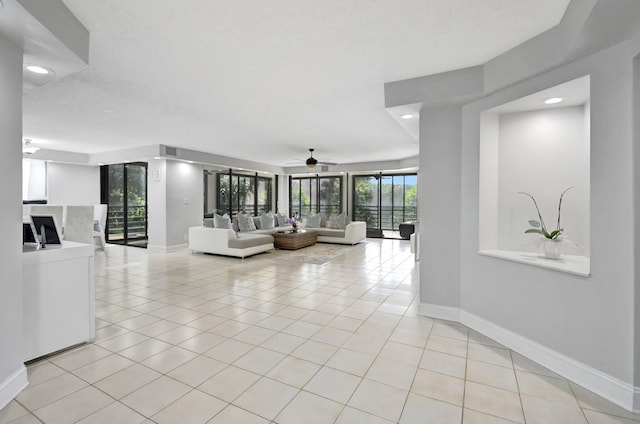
[317,161,337,166]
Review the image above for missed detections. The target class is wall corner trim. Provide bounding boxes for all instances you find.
[417,302,638,413]
[0,365,28,410]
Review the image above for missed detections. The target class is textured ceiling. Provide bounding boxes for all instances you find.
[22,0,570,166]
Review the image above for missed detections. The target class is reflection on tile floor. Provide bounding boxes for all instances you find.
[2,239,639,423]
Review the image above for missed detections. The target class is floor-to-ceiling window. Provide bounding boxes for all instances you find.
[319,176,341,215]
[204,168,274,217]
[353,175,380,230]
[290,175,342,218]
[232,174,255,215]
[353,173,417,237]
[290,177,315,217]
[100,162,148,247]
[256,176,272,213]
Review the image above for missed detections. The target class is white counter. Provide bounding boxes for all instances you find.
[22,241,95,361]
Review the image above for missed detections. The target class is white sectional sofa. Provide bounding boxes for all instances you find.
[188,227,274,258]
[190,213,367,259]
[229,215,366,245]
[312,221,367,244]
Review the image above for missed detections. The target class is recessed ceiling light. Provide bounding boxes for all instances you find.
[400,114,414,119]
[544,97,563,104]
[187,160,194,164]
[25,65,51,75]
[153,156,161,160]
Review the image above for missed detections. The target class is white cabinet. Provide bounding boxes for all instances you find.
[22,241,95,362]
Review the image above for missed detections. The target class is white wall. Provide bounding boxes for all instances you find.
[47,162,100,205]
[22,159,47,200]
[478,113,499,250]
[165,161,203,247]
[148,160,203,250]
[147,159,167,248]
[460,40,637,386]
[390,9,640,410]
[0,34,28,409]
[277,175,289,216]
[494,106,589,255]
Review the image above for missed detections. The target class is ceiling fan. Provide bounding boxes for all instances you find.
[293,149,337,168]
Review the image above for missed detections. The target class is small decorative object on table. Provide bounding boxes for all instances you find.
[518,186,576,260]
[285,217,298,232]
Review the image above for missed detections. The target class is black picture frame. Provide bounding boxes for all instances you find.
[31,214,62,245]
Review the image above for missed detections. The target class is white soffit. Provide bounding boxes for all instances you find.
[488,75,590,114]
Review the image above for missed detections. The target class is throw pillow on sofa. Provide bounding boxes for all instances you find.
[260,211,275,229]
[214,213,232,229]
[237,213,257,232]
[306,213,321,228]
[276,213,288,227]
[328,212,346,229]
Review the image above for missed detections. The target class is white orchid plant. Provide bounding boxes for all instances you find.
[518,186,574,240]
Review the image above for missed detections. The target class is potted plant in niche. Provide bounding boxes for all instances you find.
[518,186,574,259]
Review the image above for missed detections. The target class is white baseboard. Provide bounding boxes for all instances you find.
[417,302,461,322]
[0,365,28,411]
[147,243,187,253]
[418,302,638,413]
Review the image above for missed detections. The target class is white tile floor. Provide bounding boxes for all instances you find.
[2,239,639,423]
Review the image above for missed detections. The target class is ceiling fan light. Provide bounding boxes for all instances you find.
[306,157,318,168]
[23,139,40,155]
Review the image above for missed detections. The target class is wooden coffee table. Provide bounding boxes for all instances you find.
[272,229,318,250]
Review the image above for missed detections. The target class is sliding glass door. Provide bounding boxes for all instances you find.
[100,162,148,247]
[353,173,417,236]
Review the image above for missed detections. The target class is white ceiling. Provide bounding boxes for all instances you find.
[21,0,570,167]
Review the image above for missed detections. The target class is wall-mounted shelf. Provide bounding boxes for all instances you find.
[479,249,590,277]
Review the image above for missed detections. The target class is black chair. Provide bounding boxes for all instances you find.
[399,222,415,240]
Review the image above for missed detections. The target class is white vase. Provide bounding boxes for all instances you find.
[542,239,562,259]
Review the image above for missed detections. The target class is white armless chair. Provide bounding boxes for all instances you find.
[93,204,108,249]
[64,205,94,245]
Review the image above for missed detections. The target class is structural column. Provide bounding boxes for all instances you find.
[418,106,463,314]
[0,34,28,408]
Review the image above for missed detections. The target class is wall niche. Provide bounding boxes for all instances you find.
[478,75,590,276]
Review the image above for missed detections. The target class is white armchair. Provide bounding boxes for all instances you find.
[93,204,108,249]
[64,205,94,244]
